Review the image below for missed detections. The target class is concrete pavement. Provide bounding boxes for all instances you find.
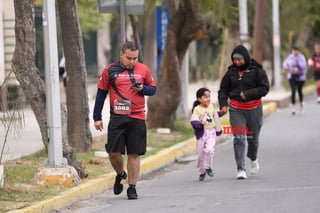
[3,80,317,212]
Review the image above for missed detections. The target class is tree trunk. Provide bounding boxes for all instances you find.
[12,0,88,178]
[143,7,156,78]
[253,0,267,64]
[147,0,209,128]
[219,24,238,81]
[12,0,48,149]
[57,0,92,152]
[295,25,312,48]
[129,15,143,63]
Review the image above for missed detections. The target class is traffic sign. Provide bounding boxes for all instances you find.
[98,0,145,14]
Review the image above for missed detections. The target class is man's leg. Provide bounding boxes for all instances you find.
[127,154,140,199]
[109,152,124,174]
[109,152,127,195]
[127,154,140,185]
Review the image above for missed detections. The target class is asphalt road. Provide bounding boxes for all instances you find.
[53,94,320,213]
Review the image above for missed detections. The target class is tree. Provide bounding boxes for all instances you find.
[57,0,92,152]
[12,0,87,177]
[147,0,210,128]
[252,0,267,64]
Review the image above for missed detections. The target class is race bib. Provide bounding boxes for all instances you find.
[316,62,320,69]
[114,100,131,115]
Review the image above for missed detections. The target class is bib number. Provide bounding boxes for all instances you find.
[114,100,131,115]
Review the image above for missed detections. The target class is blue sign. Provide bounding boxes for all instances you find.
[156,5,169,80]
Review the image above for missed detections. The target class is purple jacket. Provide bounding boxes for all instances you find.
[283,53,307,81]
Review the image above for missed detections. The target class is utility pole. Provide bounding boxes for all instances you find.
[238,0,250,50]
[34,0,73,187]
[42,0,65,167]
[120,0,126,44]
[273,0,282,89]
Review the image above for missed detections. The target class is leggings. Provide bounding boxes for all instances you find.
[289,78,304,104]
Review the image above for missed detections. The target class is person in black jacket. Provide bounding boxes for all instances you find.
[218,45,269,179]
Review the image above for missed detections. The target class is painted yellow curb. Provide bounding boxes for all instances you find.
[8,173,115,213]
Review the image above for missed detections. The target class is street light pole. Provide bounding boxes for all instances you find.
[272,0,282,89]
[120,0,126,44]
[238,0,250,50]
[42,0,65,167]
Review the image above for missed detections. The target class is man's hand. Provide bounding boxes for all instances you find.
[131,84,143,92]
[94,120,103,131]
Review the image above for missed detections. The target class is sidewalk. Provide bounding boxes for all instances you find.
[4,81,317,212]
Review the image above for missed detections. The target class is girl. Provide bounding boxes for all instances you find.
[190,88,222,181]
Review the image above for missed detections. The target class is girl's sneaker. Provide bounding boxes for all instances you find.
[199,173,206,181]
[206,169,214,177]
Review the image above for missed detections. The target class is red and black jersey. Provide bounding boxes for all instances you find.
[310,53,320,72]
[97,61,155,120]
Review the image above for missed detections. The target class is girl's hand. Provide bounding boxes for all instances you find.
[220,106,228,116]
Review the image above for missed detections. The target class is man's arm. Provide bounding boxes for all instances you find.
[93,88,108,122]
[139,85,156,96]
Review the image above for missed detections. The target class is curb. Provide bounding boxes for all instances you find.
[9,102,278,213]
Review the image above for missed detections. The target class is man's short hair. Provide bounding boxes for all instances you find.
[121,42,138,52]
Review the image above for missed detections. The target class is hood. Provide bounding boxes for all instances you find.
[231,45,251,70]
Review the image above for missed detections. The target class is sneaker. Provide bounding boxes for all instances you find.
[127,185,138,200]
[317,97,320,104]
[206,169,214,177]
[199,173,206,181]
[113,171,127,195]
[251,160,260,174]
[236,170,247,179]
[291,104,296,115]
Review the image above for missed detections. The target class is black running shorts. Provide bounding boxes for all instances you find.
[106,115,147,155]
[314,71,320,81]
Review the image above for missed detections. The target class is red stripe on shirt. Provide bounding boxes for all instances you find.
[230,99,262,110]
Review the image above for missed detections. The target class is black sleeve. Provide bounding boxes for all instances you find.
[218,71,231,109]
[93,88,108,121]
[139,85,157,96]
[243,68,270,100]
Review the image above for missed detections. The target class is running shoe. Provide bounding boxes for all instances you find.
[206,168,214,177]
[127,185,138,199]
[199,173,206,181]
[251,160,260,174]
[236,170,247,179]
[113,171,127,195]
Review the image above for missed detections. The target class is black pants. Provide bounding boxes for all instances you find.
[289,78,304,104]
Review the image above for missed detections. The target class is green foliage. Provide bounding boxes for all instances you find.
[78,0,110,37]
[201,0,238,27]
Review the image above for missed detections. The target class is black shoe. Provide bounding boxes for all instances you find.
[206,169,214,177]
[127,185,138,199]
[199,173,206,181]
[113,171,127,195]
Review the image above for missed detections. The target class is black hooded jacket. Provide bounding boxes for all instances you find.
[218,45,270,108]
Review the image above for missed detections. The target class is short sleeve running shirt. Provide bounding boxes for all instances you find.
[98,61,155,120]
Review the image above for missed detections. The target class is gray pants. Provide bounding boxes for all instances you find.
[229,105,263,171]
